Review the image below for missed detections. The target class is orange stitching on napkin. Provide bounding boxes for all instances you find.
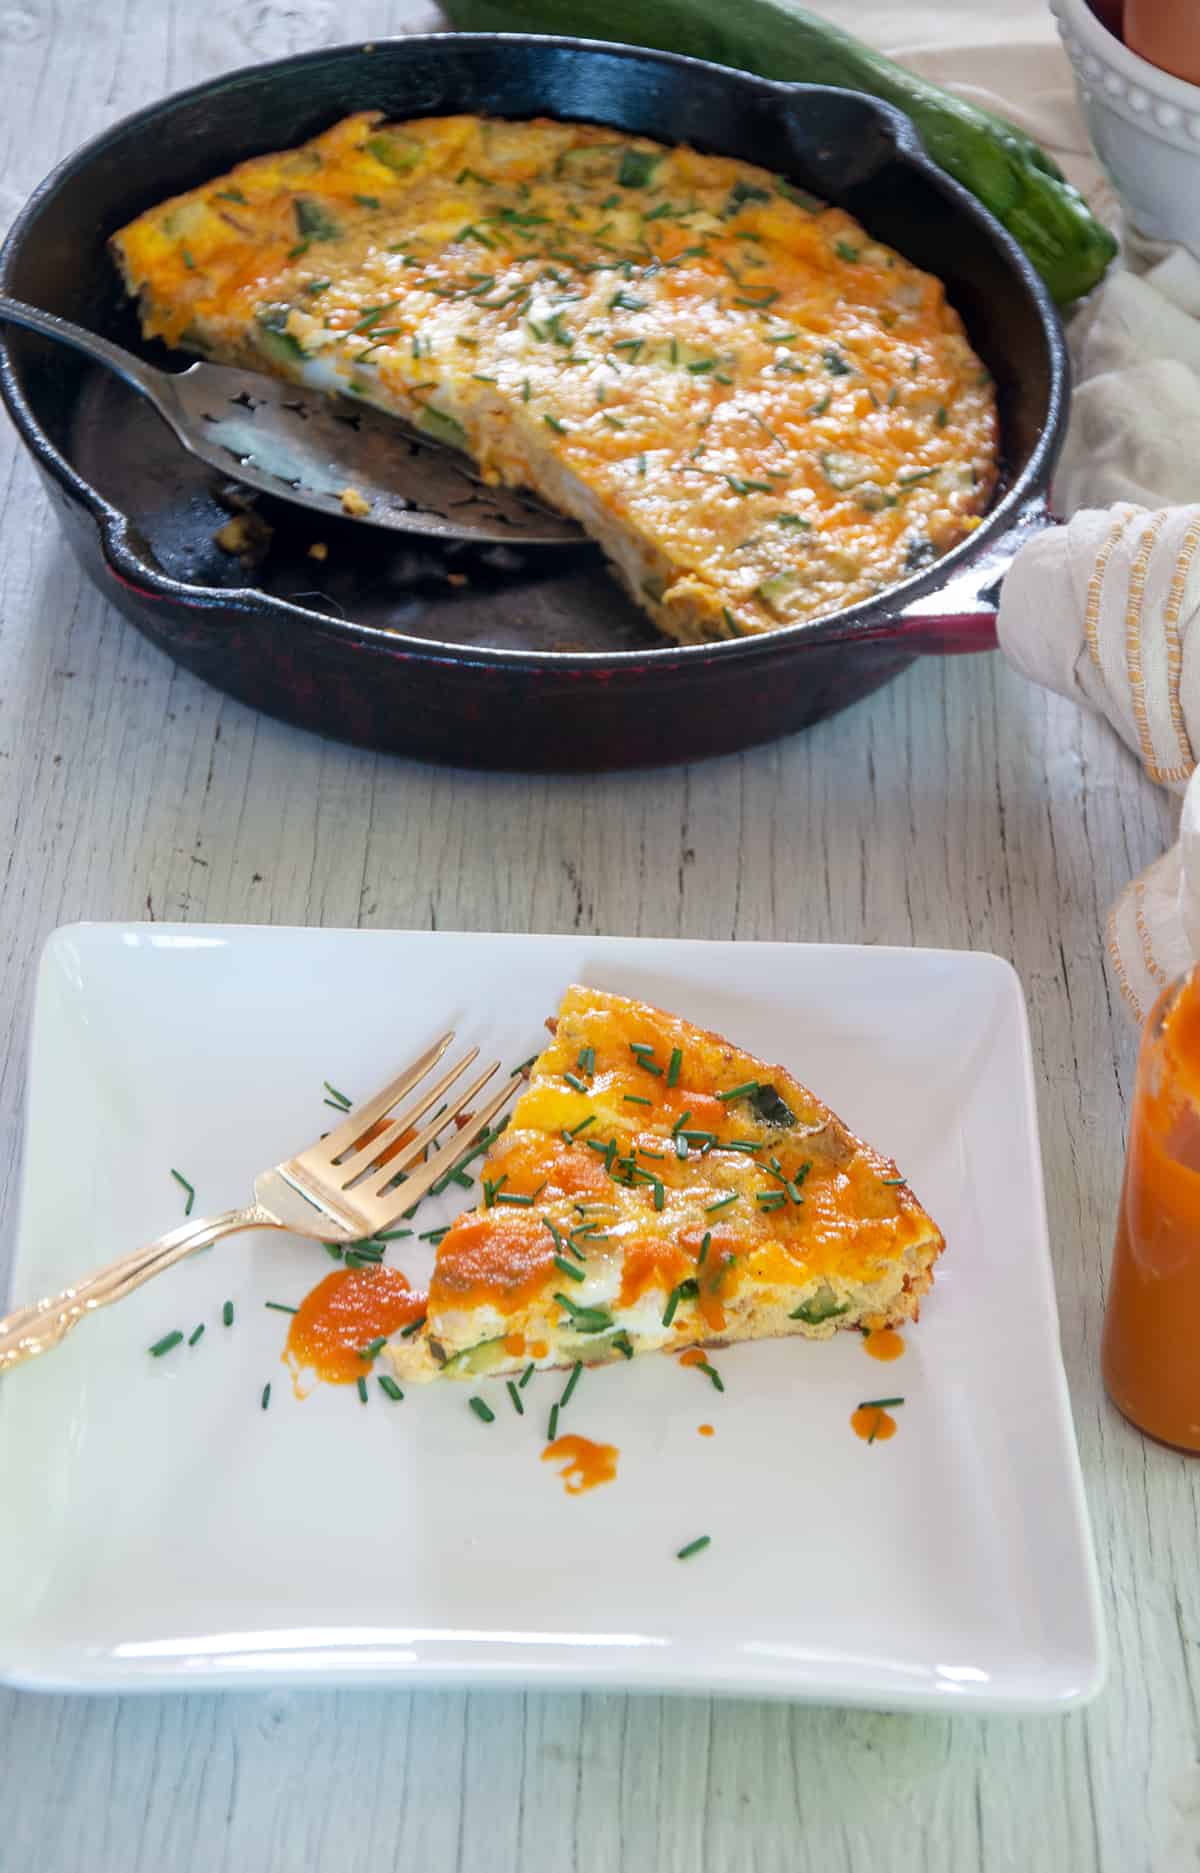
[1134,878,1169,993]
[1085,513,1130,677]
[1151,515,1200,784]
[1107,901,1145,1024]
[1126,513,1167,775]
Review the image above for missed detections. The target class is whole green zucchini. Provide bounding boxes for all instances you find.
[443,0,1116,305]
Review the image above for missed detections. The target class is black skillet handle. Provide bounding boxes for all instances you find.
[864,496,1059,655]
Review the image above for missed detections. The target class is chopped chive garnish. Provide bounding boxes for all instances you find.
[378,1375,404,1401]
[756,1191,788,1209]
[705,1193,738,1215]
[548,1402,560,1440]
[399,1314,426,1339]
[264,1301,297,1315]
[511,1054,538,1077]
[519,1361,535,1389]
[717,1081,758,1101]
[611,1330,634,1360]
[419,1225,451,1242]
[676,1536,711,1560]
[494,1193,534,1209]
[882,1177,907,1186]
[222,1300,234,1328]
[554,1255,585,1283]
[507,1380,525,1416]
[358,1337,388,1361]
[675,1134,688,1160]
[563,1072,588,1094]
[666,1047,682,1088]
[697,1231,711,1268]
[858,1397,905,1411]
[170,1169,195,1215]
[261,1383,271,1410]
[662,1278,699,1328]
[701,1362,725,1393]
[544,414,568,434]
[560,1361,583,1408]
[483,1174,507,1208]
[623,1094,652,1106]
[323,1080,352,1109]
[577,1046,595,1075]
[555,1293,614,1332]
[568,1115,597,1136]
[374,1228,414,1241]
[149,1330,183,1358]
[188,1323,205,1347]
[356,1376,368,1403]
[469,1395,496,1424]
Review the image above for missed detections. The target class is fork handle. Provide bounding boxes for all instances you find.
[0,1204,275,1372]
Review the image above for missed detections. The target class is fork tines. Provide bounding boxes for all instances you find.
[308,1033,505,1198]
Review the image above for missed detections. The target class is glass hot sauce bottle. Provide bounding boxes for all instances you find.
[1103,967,1200,1450]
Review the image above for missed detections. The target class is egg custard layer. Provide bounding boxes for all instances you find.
[112,111,998,641]
[387,985,944,1383]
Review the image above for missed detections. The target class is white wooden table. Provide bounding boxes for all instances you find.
[0,5,1193,1869]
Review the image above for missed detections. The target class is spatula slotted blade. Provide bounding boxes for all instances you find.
[171,361,584,545]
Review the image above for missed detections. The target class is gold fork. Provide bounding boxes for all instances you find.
[0,1031,514,1373]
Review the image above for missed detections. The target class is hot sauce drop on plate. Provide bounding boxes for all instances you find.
[862,1327,905,1362]
[285,1266,426,1389]
[542,1434,619,1494]
[1103,968,1200,1450]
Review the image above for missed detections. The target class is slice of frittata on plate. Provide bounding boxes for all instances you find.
[388,984,944,1383]
[110,110,997,642]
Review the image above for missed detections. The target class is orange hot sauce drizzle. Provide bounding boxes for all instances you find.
[542,1434,619,1494]
[679,1349,708,1369]
[285,1266,426,1391]
[862,1328,905,1362]
[851,1405,898,1443]
[698,1424,715,1437]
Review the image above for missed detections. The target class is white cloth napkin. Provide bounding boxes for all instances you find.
[994,239,1200,1022]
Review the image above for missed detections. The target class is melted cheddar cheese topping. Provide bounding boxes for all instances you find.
[387,984,944,1383]
[112,111,998,641]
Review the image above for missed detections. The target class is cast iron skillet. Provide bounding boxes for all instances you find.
[0,32,1067,771]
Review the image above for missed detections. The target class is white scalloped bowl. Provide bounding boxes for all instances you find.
[1053,0,1200,250]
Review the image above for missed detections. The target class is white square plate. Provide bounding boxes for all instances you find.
[0,926,1104,1709]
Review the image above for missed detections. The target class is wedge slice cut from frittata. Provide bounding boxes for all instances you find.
[387,985,943,1382]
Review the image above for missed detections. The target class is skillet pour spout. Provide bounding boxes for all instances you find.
[0,32,1068,771]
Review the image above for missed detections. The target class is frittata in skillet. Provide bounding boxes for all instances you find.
[112,111,998,640]
[387,985,944,1383]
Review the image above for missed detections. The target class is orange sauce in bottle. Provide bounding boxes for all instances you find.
[1103,968,1200,1449]
[541,1434,619,1493]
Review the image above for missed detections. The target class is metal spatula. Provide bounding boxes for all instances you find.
[0,294,584,546]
